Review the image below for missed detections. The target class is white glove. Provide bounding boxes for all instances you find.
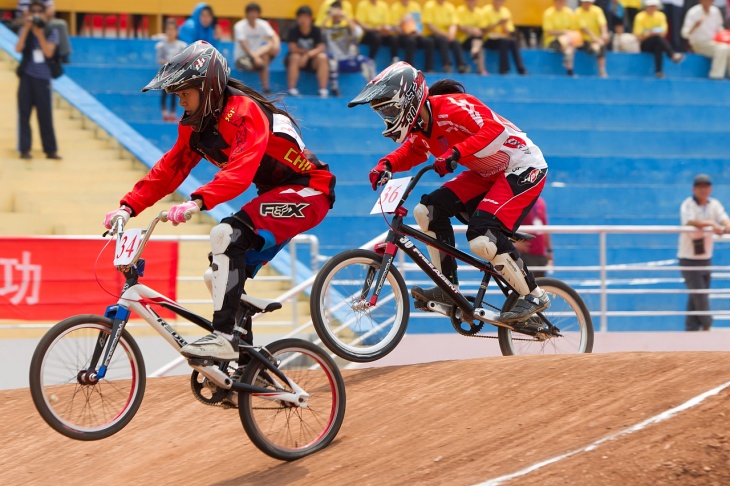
[167,201,200,225]
[103,206,131,230]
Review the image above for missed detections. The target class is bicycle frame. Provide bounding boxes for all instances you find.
[369,165,513,321]
[88,213,309,405]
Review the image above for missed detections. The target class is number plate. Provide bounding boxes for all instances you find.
[114,229,143,266]
[370,177,412,214]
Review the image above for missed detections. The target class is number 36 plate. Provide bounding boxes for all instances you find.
[370,177,412,215]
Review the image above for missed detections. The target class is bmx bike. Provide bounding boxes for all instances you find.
[29,211,346,461]
[310,164,594,362]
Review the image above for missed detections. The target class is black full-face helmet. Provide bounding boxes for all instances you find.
[348,61,428,143]
[142,40,230,132]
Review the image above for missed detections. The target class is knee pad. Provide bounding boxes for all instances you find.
[414,203,432,233]
[469,233,499,261]
[209,224,234,311]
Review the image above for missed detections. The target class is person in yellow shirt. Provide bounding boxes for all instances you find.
[576,0,609,78]
[316,0,354,26]
[423,0,469,73]
[483,0,527,75]
[618,0,641,32]
[391,0,435,72]
[355,0,398,64]
[543,0,578,76]
[633,0,684,78]
[456,0,487,74]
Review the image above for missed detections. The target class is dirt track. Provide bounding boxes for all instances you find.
[2,352,730,485]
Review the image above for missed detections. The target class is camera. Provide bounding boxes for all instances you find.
[31,15,46,28]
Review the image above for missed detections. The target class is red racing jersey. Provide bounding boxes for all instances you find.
[121,87,336,215]
[382,93,547,177]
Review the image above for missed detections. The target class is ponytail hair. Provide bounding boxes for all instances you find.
[227,78,299,129]
[428,79,466,96]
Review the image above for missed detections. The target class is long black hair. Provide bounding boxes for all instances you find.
[227,78,299,129]
[428,79,466,96]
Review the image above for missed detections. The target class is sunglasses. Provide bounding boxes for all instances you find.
[29,9,44,13]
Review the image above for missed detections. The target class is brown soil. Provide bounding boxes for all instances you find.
[2,352,730,486]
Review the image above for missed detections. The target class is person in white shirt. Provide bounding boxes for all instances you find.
[678,174,730,331]
[233,2,280,94]
[681,0,730,78]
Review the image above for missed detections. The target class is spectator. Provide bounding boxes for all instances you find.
[316,0,354,26]
[178,3,221,47]
[634,0,685,78]
[543,0,579,76]
[612,22,641,52]
[390,0,435,72]
[423,0,470,73]
[322,0,376,96]
[14,0,60,160]
[662,0,686,51]
[354,0,398,64]
[155,19,187,121]
[682,0,730,79]
[618,0,641,31]
[514,197,553,278]
[483,0,527,75]
[15,0,71,62]
[455,0,486,75]
[286,5,330,97]
[678,174,730,331]
[576,0,610,78]
[233,3,280,94]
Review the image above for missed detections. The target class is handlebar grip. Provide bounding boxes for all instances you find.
[183,210,193,220]
[159,210,169,222]
[449,158,458,172]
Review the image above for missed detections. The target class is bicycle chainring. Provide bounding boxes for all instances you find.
[190,370,229,406]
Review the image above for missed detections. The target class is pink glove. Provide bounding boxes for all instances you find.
[167,201,200,224]
[103,206,131,230]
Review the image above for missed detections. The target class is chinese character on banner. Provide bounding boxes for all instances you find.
[0,238,179,321]
[0,251,41,305]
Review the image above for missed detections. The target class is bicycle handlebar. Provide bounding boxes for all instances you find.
[110,210,175,268]
[394,164,435,210]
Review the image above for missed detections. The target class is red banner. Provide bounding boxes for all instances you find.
[0,238,178,321]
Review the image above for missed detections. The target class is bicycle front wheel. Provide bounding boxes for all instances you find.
[310,249,410,362]
[239,338,346,461]
[29,314,146,440]
[498,278,594,355]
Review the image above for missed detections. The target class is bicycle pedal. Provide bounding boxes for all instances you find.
[187,358,215,366]
[414,300,429,310]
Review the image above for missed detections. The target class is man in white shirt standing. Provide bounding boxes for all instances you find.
[233,2,280,94]
[678,174,730,331]
[681,0,730,79]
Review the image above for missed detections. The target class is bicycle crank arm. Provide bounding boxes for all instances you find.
[188,360,233,390]
[426,301,453,317]
[473,308,515,329]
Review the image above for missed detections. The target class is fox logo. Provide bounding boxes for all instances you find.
[260,203,309,218]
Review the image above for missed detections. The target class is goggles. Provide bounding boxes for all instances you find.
[371,101,401,126]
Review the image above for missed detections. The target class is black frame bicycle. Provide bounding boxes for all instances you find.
[310,164,594,362]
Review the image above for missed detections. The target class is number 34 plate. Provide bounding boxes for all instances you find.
[370,177,412,215]
[114,228,143,266]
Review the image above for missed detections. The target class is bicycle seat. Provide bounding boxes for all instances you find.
[240,294,283,313]
[512,231,536,242]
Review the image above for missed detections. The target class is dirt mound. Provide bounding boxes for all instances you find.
[2,352,729,485]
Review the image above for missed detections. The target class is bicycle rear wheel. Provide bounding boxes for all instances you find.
[498,278,594,355]
[310,249,410,362]
[29,314,146,440]
[239,339,346,461]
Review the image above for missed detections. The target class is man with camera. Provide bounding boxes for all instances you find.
[14,0,61,160]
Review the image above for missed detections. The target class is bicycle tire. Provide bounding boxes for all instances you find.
[29,314,147,440]
[310,249,410,362]
[238,338,346,460]
[498,278,594,355]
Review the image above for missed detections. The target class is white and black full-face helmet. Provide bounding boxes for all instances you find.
[142,40,230,132]
[348,62,428,144]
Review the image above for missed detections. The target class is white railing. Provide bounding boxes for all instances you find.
[169,225,728,334]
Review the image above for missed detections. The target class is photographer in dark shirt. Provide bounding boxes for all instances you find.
[14,0,61,160]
